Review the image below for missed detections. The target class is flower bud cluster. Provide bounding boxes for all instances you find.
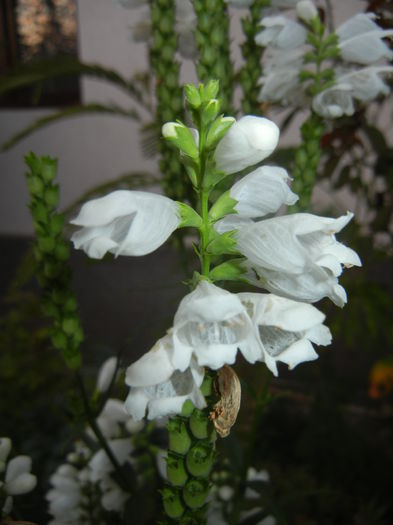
[25,152,83,369]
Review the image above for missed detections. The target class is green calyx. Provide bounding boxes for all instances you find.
[183,479,210,510]
[167,453,189,487]
[162,486,185,519]
[186,442,214,478]
[168,418,192,455]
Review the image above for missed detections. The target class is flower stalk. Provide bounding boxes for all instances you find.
[240,0,271,115]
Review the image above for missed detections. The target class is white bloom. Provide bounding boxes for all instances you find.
[296,0,318,22]
[337,13,393,65]
[96,356,118,393]
[125,334,206,420]
[172,281,261,371]
[312,66,393,118]
[91,398,131,440]
[0,437,11,472]
[89,438,133,483]
[235,212,361,306]
[229,166,298,218]
[47,464,82,520]
[214,116,280,175]
[100,476,129,512]
[239,293,332,375]
[71,190,180,259]
[255,16,307,49]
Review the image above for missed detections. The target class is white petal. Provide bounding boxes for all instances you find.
[277,339,319,369]
[71,190,180,258]
[96,356,118,392]
[124,389,150,421]
[230,166,298,218]
[101,398,130,423]
[0,437,11,463]
[214,116,279,174]
[5,456,31,483]
[125,335,175,387]
[256,16,307,49]
[305,324,332,346]
[6,473,37,495]
[101,486,129,512]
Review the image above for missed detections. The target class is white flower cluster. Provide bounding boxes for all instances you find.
[257,1,393,117]
[71,114,361,422]
[0,437,37,517]
[46,359,144,524]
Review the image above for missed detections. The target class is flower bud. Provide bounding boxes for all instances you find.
[296,0,318,23]
[162,486,185,519]
[183,479,209,509]
[206,116,235,151]
[162,122,199,159]
[168,418,192,455]
[166,453,188,487]
[201,99,221,125]
[189,409,210,439]
[186,443,214,478]
[185,84,201,109]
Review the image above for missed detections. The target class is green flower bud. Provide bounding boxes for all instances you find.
[181,399,195,417]
[162,122,199,159]
[189,409,210,439]
[38,236,55,253]
[54,242,70,261]
[41,157,57,182]
[27,176,44,196]
[201,99,220,126]
[200,373,213,398]
[168,418,192,455]
[49,214,65,236]
[62,317,78,336]
[183,479,209,510]
[185,84,202,109]
[162,486,185,519]
[204,79,219,101]
[51,330,68,350]
[45,186,59,207]
[166,453,188,487]
[186,443,214,478]
[205,116,235,151]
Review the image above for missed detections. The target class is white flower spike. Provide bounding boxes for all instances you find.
[125,334,206,420]
[235,212,361,306]
[214,116,280,175]
[71,190,180,259]
[239,293,332,376]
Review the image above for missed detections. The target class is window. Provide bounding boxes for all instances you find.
[0,0,80,107]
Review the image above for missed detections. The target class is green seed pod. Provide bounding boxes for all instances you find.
[27,176,44,196]
[183,479,209,510]
[181,399,195,417]
[186,442,214,478]
[190,409,210,439]
[162,486,185,519]
[166,453,189,487]
[168,418,192,455]
[44,186,59,207]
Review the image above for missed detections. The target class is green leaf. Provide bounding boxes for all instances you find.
[209,258,246,282]
[1,103,139,151]
[0,56,143,101]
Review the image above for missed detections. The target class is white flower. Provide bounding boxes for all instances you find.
[172,281,261,371]
[125,334,206,420]
[296,0,318,22]
[337,13,393,65]
[91,398,131,440]
[96,356,118,393]
[47,464,82,521]
[1,440,36,516]
[239,293,332,376]
[234,212,361,306]
[255,16,307,49]
[89,438,133,483]
[71,190,180,259]
[214,116,279,175]
[312,66,393,118]
[229,166,298,218]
